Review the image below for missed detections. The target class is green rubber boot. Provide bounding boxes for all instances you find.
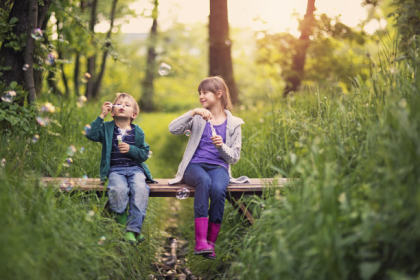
[115,212,128,225]
[136,233,145,243]
[125,231,137,243]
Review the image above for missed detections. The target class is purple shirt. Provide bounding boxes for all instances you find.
[190,120,228,169]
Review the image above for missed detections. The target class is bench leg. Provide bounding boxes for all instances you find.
[226,194,255,225]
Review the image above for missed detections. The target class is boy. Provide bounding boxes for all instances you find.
[85,92,154,243]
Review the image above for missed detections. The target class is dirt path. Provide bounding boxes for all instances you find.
[150,199,200,280]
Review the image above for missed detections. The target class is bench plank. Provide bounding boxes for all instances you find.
[41,177,288,197]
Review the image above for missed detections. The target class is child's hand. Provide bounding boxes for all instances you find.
[211,135,223,147]
[100,102,113,119]
[191,108,213,120]
[118,142,130,153]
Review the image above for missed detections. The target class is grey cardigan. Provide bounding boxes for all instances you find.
[168,110,249,185]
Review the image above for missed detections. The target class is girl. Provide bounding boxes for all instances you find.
[168,76,248,259]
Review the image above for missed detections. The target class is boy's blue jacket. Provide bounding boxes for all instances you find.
[85,116,154,182]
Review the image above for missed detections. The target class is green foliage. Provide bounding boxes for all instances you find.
[227,42,420,279]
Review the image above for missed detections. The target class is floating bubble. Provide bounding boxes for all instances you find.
[1,90,16,103]
[148,150,153,158]
[80,147,85,153]
[31,28,43,40]
[60,180,74,191]
[36,116,50,127]
[46,52,57,65]
[1,158,6,167]
[67,145,77,156]
[22,64,29,71]
[98,235,106,245]
[176,187,190,200]
[66,157,73,164]
[32,134,40,143]
[158,62,171,76]
[77,95,87,107]
[40,102,56,113]
[81,72,91,83]
[184,130,191,137]
[82,124,91,135]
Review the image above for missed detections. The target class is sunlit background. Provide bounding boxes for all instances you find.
[96,0,387,35]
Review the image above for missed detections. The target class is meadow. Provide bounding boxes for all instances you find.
[1,39,419,280]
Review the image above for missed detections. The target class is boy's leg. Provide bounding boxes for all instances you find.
[126,166,149,235]
[107,169,129,216]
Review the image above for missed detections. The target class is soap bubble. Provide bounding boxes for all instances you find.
[40,102,56,113]
[158,62,171,76]
[1,158,6,167]
[36,116,50,127]
[67,145,77,156]
[98,235,106,245]
[176,187,190,200]
[32,134,40,143]
[1,90,16,103]
[82,124,91,135]
[80,147,85,153]
[148,150,153,158]
[77,95,87,107]
[63,157,73,167]
[81,72,91,83]
[184,130,191,137]
[46,52,57,65]
[22,64,30,71]
[60,180,74,192]
[31,28,43,40]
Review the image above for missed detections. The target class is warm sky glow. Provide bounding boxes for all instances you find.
[97,0,385,35]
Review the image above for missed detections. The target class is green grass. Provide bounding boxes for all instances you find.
[1,39,419,279]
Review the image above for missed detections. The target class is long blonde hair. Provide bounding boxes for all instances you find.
[198,76,232,110]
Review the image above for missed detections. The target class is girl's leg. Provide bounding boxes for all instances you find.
[183,163,211,218]
[207,166,230,223]
[126,166,149,234]
[205,166,229,259]
[183,163,213,254]
[107,168,129,215]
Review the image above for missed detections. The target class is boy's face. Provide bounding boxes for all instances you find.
[111,97,138,120]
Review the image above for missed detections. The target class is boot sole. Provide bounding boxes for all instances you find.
[194,249,213,255]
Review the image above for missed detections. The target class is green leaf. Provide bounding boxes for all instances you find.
[360,262,380,280]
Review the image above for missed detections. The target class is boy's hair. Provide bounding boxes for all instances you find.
[112,92,140,121]
[198,76,232,110]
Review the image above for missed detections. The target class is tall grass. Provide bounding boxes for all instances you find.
[226,42,420,279]
[0,100,177,279]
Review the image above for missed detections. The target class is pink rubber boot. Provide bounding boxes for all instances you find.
[194,217,213,255]
[205,222,221,259]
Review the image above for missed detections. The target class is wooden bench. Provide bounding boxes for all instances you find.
[41,177,289,224]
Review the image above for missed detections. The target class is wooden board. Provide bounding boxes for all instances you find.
[41,177,288,197]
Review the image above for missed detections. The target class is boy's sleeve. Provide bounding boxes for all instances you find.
[85,117,105,142]
[168,111,194,135]
[127,129,150,163]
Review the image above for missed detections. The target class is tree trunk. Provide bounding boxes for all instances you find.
[209,0,238,105]
[283,0,316,97]
[140,0,158,112]
[23,0,38,104]
[74,52,81,96]
[0,0,31,103]
[92,0,118,99]
[85,0,98,99]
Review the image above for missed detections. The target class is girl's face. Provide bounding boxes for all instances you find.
[199,90,221,109]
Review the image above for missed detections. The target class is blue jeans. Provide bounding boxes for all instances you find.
[107,165,150,233]
[183,163,230,223]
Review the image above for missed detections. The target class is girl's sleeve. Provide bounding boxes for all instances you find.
[168,111,194,135]
[85,117,105,142]
[127,132,150,163]
[217,125,242,165]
